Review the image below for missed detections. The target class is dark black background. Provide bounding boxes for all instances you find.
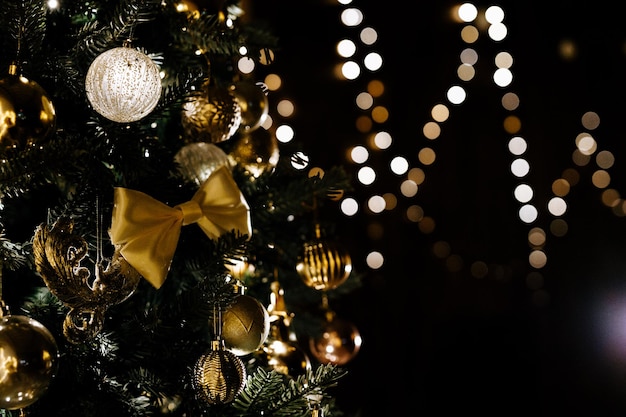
[254,1,626,415]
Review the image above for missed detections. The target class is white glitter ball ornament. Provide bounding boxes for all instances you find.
[85,46,162,123]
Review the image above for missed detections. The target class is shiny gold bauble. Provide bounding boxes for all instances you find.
[174,142,231,186]
[85,47,162,123]
[181,84,241,143]
[193,343,246,405]
[261,339,311,379]
[0,315,59,410]
[296,237,353,291]
[229,80,269,133]
[0,73,56,151]
[228,127,279,178]
[222,294,270,356]
[309,317,362,365]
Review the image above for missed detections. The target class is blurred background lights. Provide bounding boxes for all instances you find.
[508,136,527,155]
[366,251,384,269]
[364,52,383,71]
[400,180,418,198]
[447,85,467,104]
[457,3,478,22]
[340,8,363,26]
[519,204,539,223]
[457,63,476,81]
[495,51,513,68]
[357,166,376,185]
[237,56,255,74]
[493,68,513,87]
[356,92,374,109]
[514,183,533,203]
[367,195,386,213]
[360,27,378,45]
[548,197,567,216]
[460,48,478,65]
[337,39,357,58]
[488,22,507,41]
[528,249,547,268]
[485,5,505,24]
[342,61,361,80]
[373,131,392,149]
[290,151,309,170]
[350,145,369,163]
[511,158,530,177]
[276,99,294,117]
[341,197,359,216]
[275,124,294,143]
[390,156,409,175]
[432,104,450,122]
[576,133,597,155]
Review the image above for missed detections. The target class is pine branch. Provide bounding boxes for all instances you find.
[233,365,348,417]
[72,0,164,61]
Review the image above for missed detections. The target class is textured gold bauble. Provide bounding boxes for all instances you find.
[85,46,162,123]
[0,315,59,410]
[262,339,312,378]
[227,128,279,178]
[222,294,270,356]
[174,142,231,187]
[229,80,269,133]
[193,345,246,405]
[0,73,56,151]
[181,84,242,143]
[309,317,362,365]
[296,238,353,291]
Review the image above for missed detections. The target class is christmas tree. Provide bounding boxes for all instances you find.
[0,0,363,415]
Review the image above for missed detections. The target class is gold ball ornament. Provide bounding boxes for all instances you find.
[221,294,270,356]
[296,232,353,291]
[229,80,269,133]
[174,142,231,186]
[0,315,59,410]
[181,83,242,143]
[228,127,279,178]
[0,72,56,151]
[261,339,312,378]
[309,317,362,365]
[193,342,246,405]
[85,46,162,123]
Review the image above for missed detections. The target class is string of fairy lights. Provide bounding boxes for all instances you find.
[326,1,626,306]
[223,0,626,307]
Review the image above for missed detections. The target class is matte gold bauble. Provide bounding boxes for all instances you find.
[174,142,231,187]
[193,342,246,405]
[296,227,353,291]
[0,315,59,410]
[85,46,162,123]
[222,294,270,356]
[181,83,241,143]
[309,317,362,365]
[0,72,56,151]
[229,80,269,133]
[227,127,279,178]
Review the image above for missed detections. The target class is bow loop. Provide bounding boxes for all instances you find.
[109,166,251,289]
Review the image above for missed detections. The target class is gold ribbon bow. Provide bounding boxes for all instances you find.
[109,165,252,289]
